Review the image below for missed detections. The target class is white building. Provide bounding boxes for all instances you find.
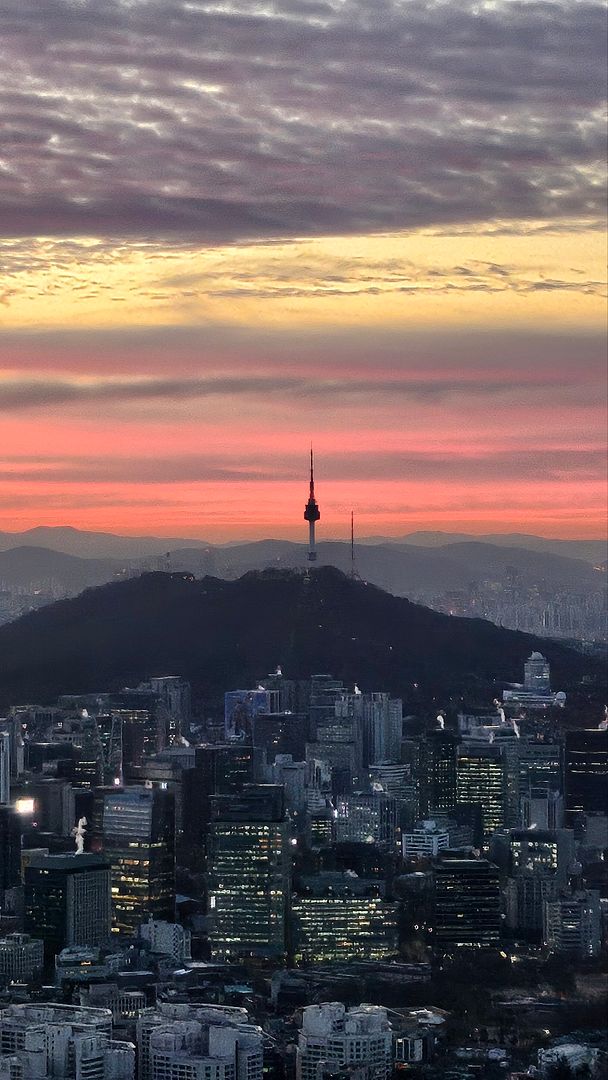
[137,1004,260,1080]
[296,1004,393,1080]
[0,1003,133,1078]
[139,917,191,962]
[0,934,44,984]
[402,821,450,860]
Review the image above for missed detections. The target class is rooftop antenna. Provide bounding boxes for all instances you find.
[350,510,355,578]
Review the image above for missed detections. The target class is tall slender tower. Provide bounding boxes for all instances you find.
[304,446,321,561]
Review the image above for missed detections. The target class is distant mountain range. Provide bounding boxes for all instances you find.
[0,536,602,603]
[0,526,605,564]
[0,567,601,710]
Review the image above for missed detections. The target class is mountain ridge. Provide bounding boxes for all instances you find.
[0,566,602,711]
[0,526,604,563]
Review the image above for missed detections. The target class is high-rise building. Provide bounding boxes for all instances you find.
[524,652,551,693]
[334,793,397,850]
[564,729,608,814]
[0,806,21,894]
[296,1004,393,1080]
[147,676,191,740]
[492,828,576,938]
[291,873,398,964]
[24,853,111,968]
[182,743,258,854]
[224,690,271,741]
[99,786,175,935]
[0,1002,133,1079]
[207,786,290,961]
[431,855,501,949]
[420,731,458,815]
[0,731,10,805]
[521,787,564,830]
[272,755,307,817]
[543,890,601,957]
[457,745,505,841]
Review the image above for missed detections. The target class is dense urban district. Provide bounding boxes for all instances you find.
[0,553,606,1080]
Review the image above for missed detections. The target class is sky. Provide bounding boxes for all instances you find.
[1,0,606,541]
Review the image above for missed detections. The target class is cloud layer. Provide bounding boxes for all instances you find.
[1,0,606,240]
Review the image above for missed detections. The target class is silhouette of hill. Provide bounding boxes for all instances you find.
[0,546,120,592]
[0,567,601,710]
[0,526,210,559]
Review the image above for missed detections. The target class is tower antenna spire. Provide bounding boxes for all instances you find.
[304,445,320,562]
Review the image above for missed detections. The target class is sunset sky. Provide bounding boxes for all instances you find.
[1,0,606,541]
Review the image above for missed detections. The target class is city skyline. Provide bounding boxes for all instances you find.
[1,0,606,541]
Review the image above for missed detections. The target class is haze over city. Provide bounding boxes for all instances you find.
[1,0,606,541]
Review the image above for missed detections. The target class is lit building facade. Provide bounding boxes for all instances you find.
[291,873,398,963]
[457,746,505,841]
[100,786,175,935]
[206,786,290,961]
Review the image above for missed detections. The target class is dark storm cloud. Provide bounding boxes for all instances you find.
[0,0,605,239]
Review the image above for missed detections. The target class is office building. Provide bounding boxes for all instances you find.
[431,855,501,949]
[0,806,21,894]
[147,675,191,740]
[524,652,551,693]
[296,1004,393,1080]
[253,711,310,763]
[0,731,10,805]
[0,934,44,984]
[207,786,290,961]
[334,793,397,850]
[493,828,575,937]
[521,787,564,830]
[99,786,175,935]
[543,889,602,957]
[362,693,402,768]
[24,853,111,967]
[420,731,458,815]
[403,820,450,860]
[272,755,307,816]
[224,689,271,740]
[457,745,505,840]
[291,873,398,963]
[564,729,608,814]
